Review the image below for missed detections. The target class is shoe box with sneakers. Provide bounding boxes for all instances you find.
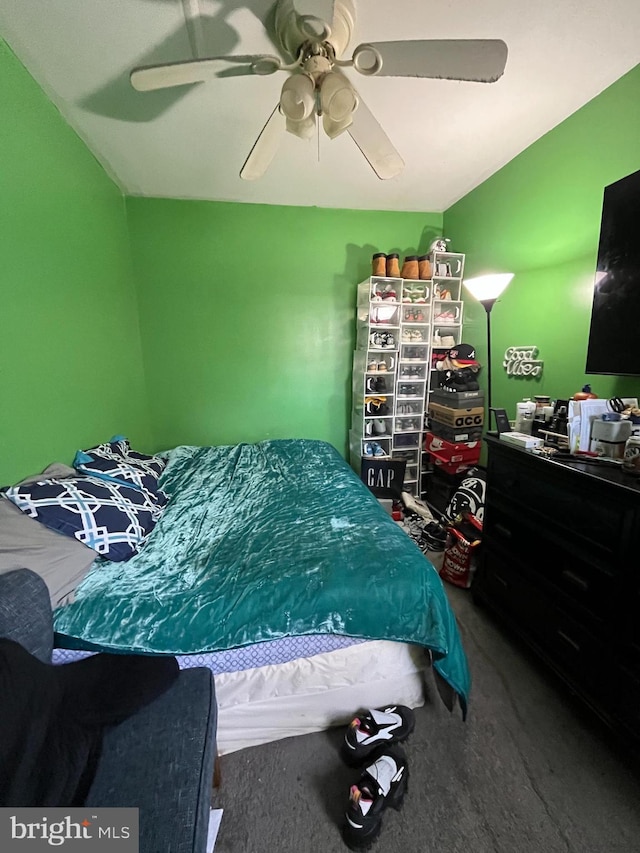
[426,343,484,470]
[424,431,482,476]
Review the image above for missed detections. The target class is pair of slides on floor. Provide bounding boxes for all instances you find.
[341,705,415,850]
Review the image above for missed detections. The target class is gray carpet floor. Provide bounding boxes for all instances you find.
[212,586,640,853]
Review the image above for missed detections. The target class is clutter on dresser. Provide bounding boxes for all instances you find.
[566,395,639,456]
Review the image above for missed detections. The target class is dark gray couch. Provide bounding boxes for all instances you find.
[0,568,218,853]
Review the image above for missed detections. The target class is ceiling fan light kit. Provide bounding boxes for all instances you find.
[130,0,508,181]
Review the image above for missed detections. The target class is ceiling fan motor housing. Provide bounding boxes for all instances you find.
[275,0,356,61]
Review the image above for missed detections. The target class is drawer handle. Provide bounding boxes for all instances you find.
[493,572,509,589]
[561,569,589,593]
[494,523,512,539]
[557,629,581,652]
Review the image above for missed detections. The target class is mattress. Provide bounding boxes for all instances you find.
[53,637,428,754]
[52,632,366,673]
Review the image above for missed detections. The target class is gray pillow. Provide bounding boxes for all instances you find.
[0,496,95,608]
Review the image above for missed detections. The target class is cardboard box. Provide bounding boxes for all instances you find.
[430,389,485,406]
[424,432,482,464]
[428,401,485,428]
[499,431,544,450]
[429,421,484,443]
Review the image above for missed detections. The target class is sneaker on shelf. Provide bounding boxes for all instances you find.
[363,443,374,457]
[433,331,455,347]
[381,285,397,301]
[372,418,387,435]
[372,442,387,458]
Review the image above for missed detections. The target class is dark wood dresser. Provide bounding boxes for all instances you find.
[475,434,640,746]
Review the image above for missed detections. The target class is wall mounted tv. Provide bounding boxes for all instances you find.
[586,167,640,376]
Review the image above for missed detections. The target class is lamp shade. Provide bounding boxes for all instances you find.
[280,74,316,139]
[320,72,359,139]
[463,273,514,303]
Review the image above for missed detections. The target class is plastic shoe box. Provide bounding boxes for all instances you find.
[398,363,427,382]
[393,432,421,450]
[392,449,420,466]
[395,416,422,433]
[397,382,425,399]
[401,344,429,362]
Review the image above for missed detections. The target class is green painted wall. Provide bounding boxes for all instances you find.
[126,198,442,456]
[0,39,151,484]
[445,63,640,419]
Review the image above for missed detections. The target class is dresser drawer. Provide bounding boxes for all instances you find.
[484,505,615,623]
[476,546,552,634]
[479,547,609,699]
[608,663,640,736]
[535,604,608,696]
[488,452,630,550]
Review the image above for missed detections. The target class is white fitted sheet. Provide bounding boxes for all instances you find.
[215,639,428,754]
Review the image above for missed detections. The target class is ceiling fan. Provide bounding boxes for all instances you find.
[130,0,508,181]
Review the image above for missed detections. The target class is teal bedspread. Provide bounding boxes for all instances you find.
[54,439,470,714]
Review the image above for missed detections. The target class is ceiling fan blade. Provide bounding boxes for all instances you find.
[130,55,283,92]
[293,1,336,26]
[352,39,508,83]
[347,94,404,180]
[240,105,286,181]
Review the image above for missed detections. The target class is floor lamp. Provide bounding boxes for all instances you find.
[463,273,514,430]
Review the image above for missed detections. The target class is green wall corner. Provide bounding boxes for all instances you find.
[445,63,640,418]
[0,38,151,483]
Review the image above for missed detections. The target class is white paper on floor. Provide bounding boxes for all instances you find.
[207,809,223,852]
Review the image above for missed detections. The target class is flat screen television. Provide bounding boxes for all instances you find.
[585,167,640,376]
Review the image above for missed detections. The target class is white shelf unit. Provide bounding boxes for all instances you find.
[349,278,402,469]
[393,278,432,495]
[350,252,465,497]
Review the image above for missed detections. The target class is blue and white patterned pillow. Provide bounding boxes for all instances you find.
[3,476,163,562]
[73,439,168,508]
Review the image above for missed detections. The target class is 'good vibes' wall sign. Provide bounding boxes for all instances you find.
[503,346,544,378]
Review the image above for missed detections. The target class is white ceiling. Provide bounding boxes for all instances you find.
[2,0,640,212]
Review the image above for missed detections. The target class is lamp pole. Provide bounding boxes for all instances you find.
[462,273,513,433]
[481,298,497,428]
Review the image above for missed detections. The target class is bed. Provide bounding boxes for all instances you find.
[8,439,470,754]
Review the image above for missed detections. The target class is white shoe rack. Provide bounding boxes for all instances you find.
[350,252,466,498]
